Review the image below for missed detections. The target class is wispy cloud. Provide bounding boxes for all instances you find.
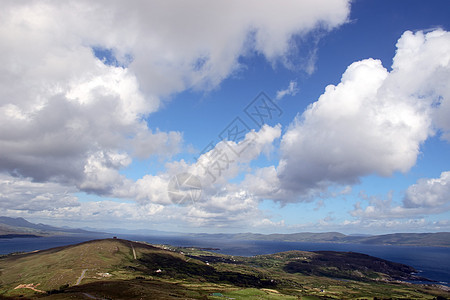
[276,80,299,100]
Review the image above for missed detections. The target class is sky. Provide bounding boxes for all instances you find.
[0,0,449,234]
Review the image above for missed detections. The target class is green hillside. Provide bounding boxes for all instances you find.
[0,239,448,300]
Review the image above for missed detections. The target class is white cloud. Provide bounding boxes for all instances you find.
[274,30,450,200]
[132,130,183,159]
[343,175,449,232]
[314,200,325,211]
[242,166,284,200]
[392,30,450,141]
[349,178,450,221]
[164,124,282,190]
[78,151,131,195]
[254,218,285,228]
[279,58,431,192]
[0,174,79,212]
[338,185,352,195]
[0,39,181,184]
[117,124,282,204]
[130,174,173,205]
[276,80,299,100]
[1,200,165,229]
[57,124,283,230]
[404,171,450,208]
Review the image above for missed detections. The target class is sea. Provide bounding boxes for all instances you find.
[1,233,448,286]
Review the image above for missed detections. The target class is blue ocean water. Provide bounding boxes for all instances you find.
[1,234,448,285]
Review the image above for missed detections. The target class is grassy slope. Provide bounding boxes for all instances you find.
[0,239,448,300]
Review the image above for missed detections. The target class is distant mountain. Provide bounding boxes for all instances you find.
[347,232,450,247]
[0,216,103,238]
[187,231,450,247]
[233,231,347,242]
[0,216,37,228]
[2,216,449,247]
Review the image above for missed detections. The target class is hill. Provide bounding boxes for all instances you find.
[346,232,450,247]
[0,216,102,238]
[0,238,448,299]
[190,231,450,247]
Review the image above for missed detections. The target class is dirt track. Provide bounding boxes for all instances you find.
[76,269,88,285]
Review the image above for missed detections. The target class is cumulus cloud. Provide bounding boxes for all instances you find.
[404,171,450,208]
[161,124,283,191]
[350,171,450,221]
[391,30,450,141]
[78,151,131,195]
[279,58,431,193]
[274,30,450,199]
[26,123,281,231]
[179,189,263,228]
[33,124,282,229]
[132,130,183,159]
[0,172,264,230]
[119,124,282,205]
[0,174,79,212]
[0,33,180,184]
[115,0,350,94]
[1,199,165,228]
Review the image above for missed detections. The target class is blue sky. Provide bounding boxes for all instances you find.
[0,0,449,234]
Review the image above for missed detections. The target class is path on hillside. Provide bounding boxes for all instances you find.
[14,283,45,293]
[76,269,88,285]
[131,243,136,259]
